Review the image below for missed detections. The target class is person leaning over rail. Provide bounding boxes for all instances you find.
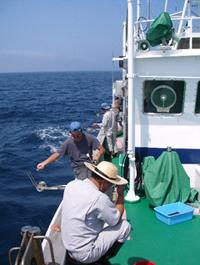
[93,103,118,161]
[36,121,105,180]
[61,161,131,265]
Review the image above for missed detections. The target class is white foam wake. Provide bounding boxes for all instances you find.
[36,126,69,152]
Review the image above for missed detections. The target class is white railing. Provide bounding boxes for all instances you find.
[134,15,200,51]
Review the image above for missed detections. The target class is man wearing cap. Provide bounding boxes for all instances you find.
[94,103,118,161]
[61,161,131,264]
[36,121,105,180]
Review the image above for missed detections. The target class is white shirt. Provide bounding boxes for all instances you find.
[101,109,117,136]
[61,179,120,254]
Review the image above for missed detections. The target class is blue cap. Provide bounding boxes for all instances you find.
[69,121,82,132]
[101,102,110,110]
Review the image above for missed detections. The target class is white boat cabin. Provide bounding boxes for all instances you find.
[113,0,200,189]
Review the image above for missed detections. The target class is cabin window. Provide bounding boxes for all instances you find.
[177,38,189,49]
[192,38,200,49]
[143,80,185,114]
[195,82,200,113]
[177,38,200,49]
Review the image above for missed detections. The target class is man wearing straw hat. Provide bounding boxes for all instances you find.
[61,161,131,264]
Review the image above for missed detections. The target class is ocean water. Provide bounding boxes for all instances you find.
[0,71,120,265]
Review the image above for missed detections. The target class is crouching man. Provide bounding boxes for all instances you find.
[61,161,131,264]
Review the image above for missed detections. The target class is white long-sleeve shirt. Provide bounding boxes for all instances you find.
[101,109,117,136]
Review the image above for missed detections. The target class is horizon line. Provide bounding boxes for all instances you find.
[0,69,121,74]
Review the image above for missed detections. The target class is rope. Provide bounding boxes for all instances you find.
[25,171,38,189]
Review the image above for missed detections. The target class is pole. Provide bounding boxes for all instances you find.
[125,0,139,202]
[122,21,127,80]
[164,0,169,12]
[177,0,188,35]
[137,0,141,20]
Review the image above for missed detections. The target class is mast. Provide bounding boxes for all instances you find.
[164,0,169,12]
[122,21,127,80]
[147,0,151,29]
[125,0,139,202]
[137,0,141,20]
[177,0,188,35]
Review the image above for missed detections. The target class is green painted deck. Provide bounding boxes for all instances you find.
[110,198,200,265]
[110,157,200,265]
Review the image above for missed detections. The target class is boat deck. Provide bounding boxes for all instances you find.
[110,198,200,265]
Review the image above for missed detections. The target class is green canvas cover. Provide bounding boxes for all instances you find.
[146,12,173,46]
[143,151,191,207]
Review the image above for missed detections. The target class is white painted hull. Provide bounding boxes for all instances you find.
[42,201,65,265]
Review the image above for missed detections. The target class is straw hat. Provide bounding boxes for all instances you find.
[84,161,128,185]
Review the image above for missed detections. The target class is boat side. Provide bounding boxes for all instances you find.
[42,201,66,265]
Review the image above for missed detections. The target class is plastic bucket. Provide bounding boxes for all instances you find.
[134,261,156,265]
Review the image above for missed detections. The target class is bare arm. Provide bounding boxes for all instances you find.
[98,145,105,156]
[36,152,60,170]
[92,145,105,162]
[92,122,102,128]
[115,185,125,218]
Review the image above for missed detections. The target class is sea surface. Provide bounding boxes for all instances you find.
[0,71,120,265]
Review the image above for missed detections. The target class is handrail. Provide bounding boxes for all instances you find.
[34,236,57,265]
[134,15,200,50]
[8,226,58,265]
[8,247,20,265]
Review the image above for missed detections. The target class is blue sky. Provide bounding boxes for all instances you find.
[0,0,128,72]
[0,0,188,73]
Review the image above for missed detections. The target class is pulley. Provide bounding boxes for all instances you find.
[138,40,150,51]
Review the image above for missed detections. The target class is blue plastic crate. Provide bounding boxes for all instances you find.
[154,202,194,225]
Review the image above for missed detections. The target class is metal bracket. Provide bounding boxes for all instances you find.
[8,226,59,265]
